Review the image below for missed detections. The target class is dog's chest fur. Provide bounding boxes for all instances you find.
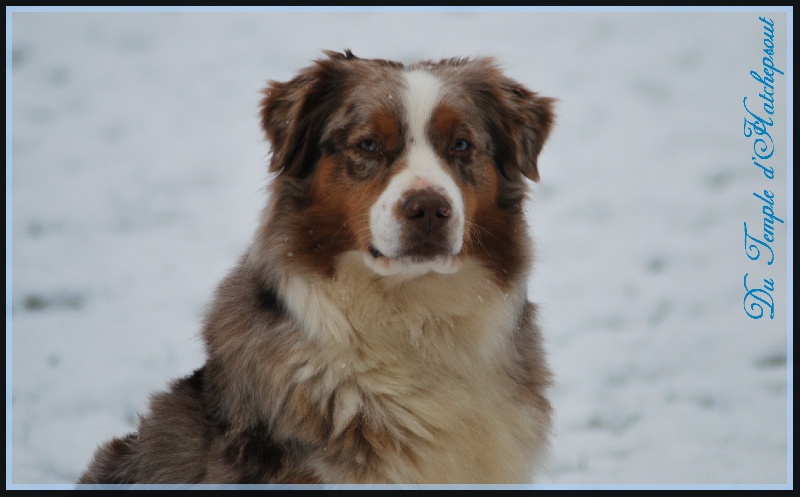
[247,254,547,483]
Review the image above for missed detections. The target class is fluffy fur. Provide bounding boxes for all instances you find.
[78,50,555,484]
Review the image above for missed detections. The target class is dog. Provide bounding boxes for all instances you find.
[78,50,555,484]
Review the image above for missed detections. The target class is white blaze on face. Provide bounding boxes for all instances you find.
[365,69,466,277]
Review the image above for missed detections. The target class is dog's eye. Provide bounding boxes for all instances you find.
[452,139,470,152]
[359,139,379,153]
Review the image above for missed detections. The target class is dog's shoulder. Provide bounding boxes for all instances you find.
[79,363,320,484]
[78,369,211,484]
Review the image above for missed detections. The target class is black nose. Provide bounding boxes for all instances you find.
[402,192,452,234]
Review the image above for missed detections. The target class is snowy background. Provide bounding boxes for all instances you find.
[8,9,792,488]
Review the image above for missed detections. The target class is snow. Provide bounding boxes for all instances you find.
[8,8,792,489]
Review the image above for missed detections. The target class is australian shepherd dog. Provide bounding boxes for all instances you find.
[79,50,556,484]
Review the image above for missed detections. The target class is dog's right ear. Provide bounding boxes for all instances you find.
[260,51,358,178]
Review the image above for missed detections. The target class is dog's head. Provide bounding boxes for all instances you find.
[260,50,554,281]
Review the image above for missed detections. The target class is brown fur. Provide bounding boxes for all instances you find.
[79,50,555,484]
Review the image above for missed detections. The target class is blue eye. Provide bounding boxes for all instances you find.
[359,139,378,152]
[453,139,470,152]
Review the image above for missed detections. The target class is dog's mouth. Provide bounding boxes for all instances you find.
[365,244,463,276]
[368,245,384,259]
[368,243,456,260]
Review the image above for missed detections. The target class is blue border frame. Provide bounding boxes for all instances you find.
[6,5,793,491]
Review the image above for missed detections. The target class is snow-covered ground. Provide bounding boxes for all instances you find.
[8,9,792,488]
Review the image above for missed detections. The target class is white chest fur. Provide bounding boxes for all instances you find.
[276,253,546,483]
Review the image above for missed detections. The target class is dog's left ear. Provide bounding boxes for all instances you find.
[502,83,556,182]
[466,58,555,182]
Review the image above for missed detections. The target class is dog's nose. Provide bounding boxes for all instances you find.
[403,192,452,234]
